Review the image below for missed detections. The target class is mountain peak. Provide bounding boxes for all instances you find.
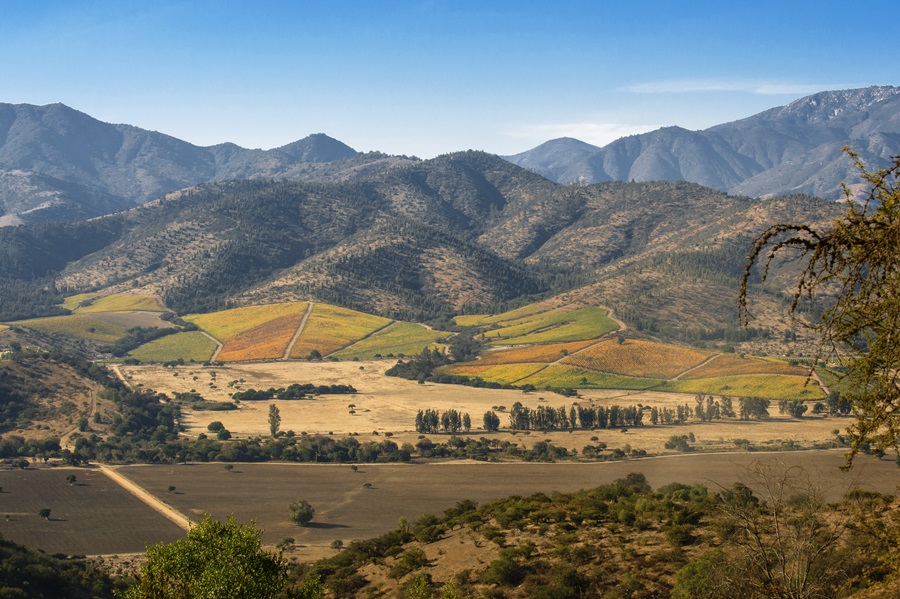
[273,133,357,162]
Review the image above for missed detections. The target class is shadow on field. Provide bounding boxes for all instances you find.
[304,522,350,530]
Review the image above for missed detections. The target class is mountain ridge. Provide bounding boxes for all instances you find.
[506,85,900,199]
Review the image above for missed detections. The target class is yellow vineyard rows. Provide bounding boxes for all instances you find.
[217,312,306,362]
[476,340,597,365]
[562,339,712,379]
[289,304,392,358]
[679,353,811,380]
[186,302,309,341]
[485,306,618,345]
[129,331,217,363]
[332,322,448,359]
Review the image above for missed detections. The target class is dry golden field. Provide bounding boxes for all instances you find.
[121,361,847,456]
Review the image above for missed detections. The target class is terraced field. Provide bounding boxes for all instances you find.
[129,331,218,363]
[332,321,448,359]
[288,304,391,358]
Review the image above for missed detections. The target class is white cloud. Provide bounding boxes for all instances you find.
[508,121,659,149]
[621,79,850,95]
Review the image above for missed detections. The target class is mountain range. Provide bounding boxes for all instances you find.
[0,86,897,226]
[505,85,900,199]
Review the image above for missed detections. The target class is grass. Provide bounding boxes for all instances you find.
[129,331,218,363]
[562,339,712,379]
[679,353,811,380]
[186,302,309,340]
[485,307,618,345]
[454,302,551,327]
[14,314,127,342]
[73,294,165,313]
[515,364,661,390]
[60,293,101,311]
[332,322,448,359]
[668,375,826,400]
[438,363,547,385]
[475,340,598,365]
[289,303,392,358]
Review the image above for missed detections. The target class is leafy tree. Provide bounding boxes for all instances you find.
[123,514,287,599]
[268,404,281,438]
[289,498,315,526]
[38,507,51,520]
[483,410,500,432]
[741,151,900,460]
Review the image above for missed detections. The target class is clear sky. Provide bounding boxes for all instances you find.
[2,0,897,158]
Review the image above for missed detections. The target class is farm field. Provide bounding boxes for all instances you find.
[475,340,597,365]
[0,466,184,554]
[128,331,218,363]
[185,302,309,343]
[562,339,712,379]
[109,453,897,560]
[288,303,391,359]
[10,314,128,342]
[482,306,618,345]
[122,361,845,456]
[454,302,551,328]
[332,322,448,360]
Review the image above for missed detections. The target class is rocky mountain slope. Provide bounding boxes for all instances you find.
[0,102,411,224]
[506,85,900,199]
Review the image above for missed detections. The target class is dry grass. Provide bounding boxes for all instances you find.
[289,304,391,358]
[120,361,843,458]
[562,339,712,379]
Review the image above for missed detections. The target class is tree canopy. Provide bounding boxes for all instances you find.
[741,150,900,461]
[124,514,287,599]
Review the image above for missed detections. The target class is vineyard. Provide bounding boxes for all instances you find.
[289,303,392,358]
[216,312,306,361]
[185,302,309,341]
[669,374,825,400]
[561,339,712,379]
[14,314,127,342]
[129,331,218,363]
[332,321,448,359]
[482,306,618,345]
[454,302,551,327]
[678,353,811,379]
[475,340,596,365]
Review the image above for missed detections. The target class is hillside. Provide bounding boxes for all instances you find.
[0,153,842,343]
[507,85,900,199]
[0,102,412,225]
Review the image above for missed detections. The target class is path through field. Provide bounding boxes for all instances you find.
[281,302,314,360]
[100,465,193,531]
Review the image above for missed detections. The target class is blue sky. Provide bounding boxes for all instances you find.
[2,1,897,157]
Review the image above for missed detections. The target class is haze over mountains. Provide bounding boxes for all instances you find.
[0,86,898,226]
[506,85,900,199]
